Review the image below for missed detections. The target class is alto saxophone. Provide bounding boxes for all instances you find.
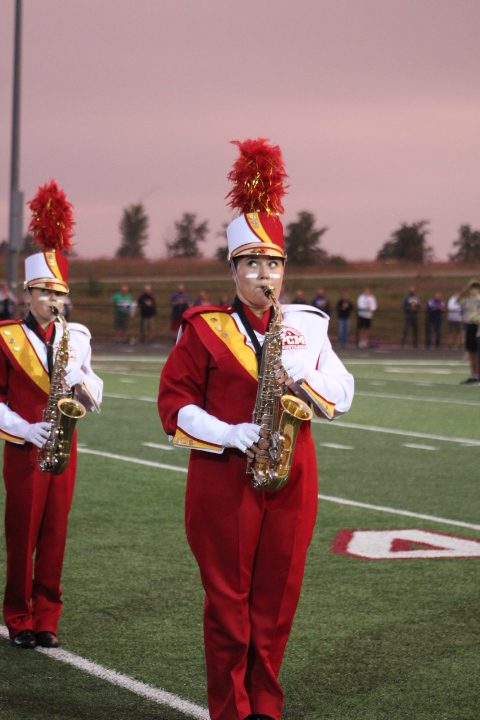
[38,307,86,474]
[249,286,313,492]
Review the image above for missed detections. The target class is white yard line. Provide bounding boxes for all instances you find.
[355,391,480,408]
[94,355,168,363]
[0,626,208,719]
[403,443,437,451]
[79,447,187,473]
[78,448,480,531]
[329,420,480,446]
[104,392,157,402]
[345,359,465,366]
[142,442,173,451]
[102,370,162,378]
[319,495,480,532]
[320,443,354,450]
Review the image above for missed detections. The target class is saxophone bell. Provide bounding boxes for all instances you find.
[251,395,313,492]
[47,398,87,474]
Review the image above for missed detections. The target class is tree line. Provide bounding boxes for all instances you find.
[115,204,480,264]
[2,205,479,263]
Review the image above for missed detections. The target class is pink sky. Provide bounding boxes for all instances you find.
[1,0,479,261]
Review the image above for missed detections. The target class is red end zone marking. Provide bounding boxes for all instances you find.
[330,528,480,560]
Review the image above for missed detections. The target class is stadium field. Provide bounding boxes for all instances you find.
[0,351,479,720]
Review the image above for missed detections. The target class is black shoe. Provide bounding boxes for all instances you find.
[10,630,36,649]
[460,377,479,384]
[35,631,59,648]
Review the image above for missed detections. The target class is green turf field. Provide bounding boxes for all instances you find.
[0,351,479,720]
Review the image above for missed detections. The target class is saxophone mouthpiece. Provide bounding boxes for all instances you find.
[262,285,275,299]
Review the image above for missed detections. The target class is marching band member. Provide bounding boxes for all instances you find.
[0,181,103,649]
[158,139,354,720]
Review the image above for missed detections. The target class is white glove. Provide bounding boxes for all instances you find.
[65,365,85,388]
[282,354,310,382]
[24,421,52,448]
[221,423,261,453]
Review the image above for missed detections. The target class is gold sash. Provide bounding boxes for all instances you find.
[0,323,50,395]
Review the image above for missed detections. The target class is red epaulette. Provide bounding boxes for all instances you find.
[0,319,21,328]
[182,305,233,321]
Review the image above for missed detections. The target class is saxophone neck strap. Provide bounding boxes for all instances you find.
[232,297,274,371]
[24,311,57,377]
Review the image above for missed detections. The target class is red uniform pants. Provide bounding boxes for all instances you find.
[186,432,318,720]
[2,440,77,638]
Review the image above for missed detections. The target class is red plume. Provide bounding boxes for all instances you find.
[27,180,74,252]
[226,138,288,215]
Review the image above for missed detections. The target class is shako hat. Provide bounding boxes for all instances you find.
[226,138,288,260]
[25,180,74,293]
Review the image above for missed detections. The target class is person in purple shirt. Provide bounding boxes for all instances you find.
[311,287,331,316]
[169,283,190,335]
[425,292,445,348]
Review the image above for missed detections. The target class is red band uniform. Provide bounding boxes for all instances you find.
[1,181,103,648]
[158,140,354,720]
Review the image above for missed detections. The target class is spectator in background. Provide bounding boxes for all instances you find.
[137,283,157,343]
[112,283,134,343]
[291,288,306,304]
[425,292,445,349]
[193,289,210,307]
[336,290,354,349]
[0,285,15,320]
[218,293,231,309]
[356,287,377,348]
[457,279,480,383]
[61,295,73,321]
[446,292,463,349]
[170,283,190,336]
[311,287,331,316]
[401,285,420,348]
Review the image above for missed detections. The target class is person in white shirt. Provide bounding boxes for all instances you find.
[356,287,377,348]
[447,293,463,349]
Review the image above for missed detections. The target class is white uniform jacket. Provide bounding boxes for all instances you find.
[175,304,354,454]
[0,319,103,444]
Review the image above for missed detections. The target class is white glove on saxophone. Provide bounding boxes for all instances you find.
[65,365,85,388]
[24,421,52,448]
[282,354,310,383]
[221,423,261,453]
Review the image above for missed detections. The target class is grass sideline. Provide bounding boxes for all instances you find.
[0,351,479,719]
